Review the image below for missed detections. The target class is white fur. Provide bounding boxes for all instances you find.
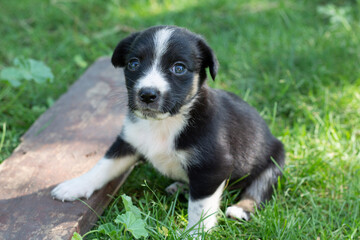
[154,28,174,58]
[187,181,225,232]
[225,206,250,221]
[136,66,169,94]
[51,156,137,201]
[122,113,189,182]
[122,96,198,181]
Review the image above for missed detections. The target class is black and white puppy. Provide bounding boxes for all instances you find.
[52,26,285,232]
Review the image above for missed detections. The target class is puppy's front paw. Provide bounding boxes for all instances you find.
[225,206,251,221]
[51,177,96,202]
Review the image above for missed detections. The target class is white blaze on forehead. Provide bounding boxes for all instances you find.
[136,28,174,93]
[154,28,174,59]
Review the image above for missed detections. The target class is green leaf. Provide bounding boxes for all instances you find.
[74,54,88,68]
[28,59,54,83]
[0,58,54,87]
[121,194,142,218]
[115,212,148,239]
[0,67,23,87]
[18,68,32,80]
[13,57,29,69]
[71,232,83,240]
[98,223,118,237]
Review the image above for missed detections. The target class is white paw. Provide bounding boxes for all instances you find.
[51,177,96,202]
[225,206,250,221]
[165,182,185,195]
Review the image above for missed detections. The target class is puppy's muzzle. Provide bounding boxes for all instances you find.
[138,87,160,104]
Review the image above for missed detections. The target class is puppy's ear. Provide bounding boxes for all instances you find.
[197,37,219,81]
[111,32,140,68]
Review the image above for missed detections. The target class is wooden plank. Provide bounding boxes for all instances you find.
[0,58,130,240]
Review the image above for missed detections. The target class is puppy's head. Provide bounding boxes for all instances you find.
[111,26,218,120]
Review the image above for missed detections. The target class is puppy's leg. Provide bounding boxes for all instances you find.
[187,181,225,234]
[51,136,137,201]
[226,164,282,221]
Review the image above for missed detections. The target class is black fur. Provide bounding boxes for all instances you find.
[105,136,136,159]
[176,86,285,200]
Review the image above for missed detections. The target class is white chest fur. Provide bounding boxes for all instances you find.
[122,114,189,182]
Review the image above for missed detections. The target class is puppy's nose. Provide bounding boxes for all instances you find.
[138,88,160,104]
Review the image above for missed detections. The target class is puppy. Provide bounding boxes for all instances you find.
[52,26,285,233]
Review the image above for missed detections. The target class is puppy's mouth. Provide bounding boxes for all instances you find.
[133,108,170,120]
[128,88,172,120]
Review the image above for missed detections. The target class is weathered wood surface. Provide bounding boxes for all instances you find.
[0,58,130,240]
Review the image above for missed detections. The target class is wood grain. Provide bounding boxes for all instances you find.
[0,58,130,240]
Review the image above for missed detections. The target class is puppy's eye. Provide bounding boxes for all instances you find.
[171,62,187,75]
[127,58,140,71]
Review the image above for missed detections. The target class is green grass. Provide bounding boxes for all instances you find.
[1,0,360,239]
